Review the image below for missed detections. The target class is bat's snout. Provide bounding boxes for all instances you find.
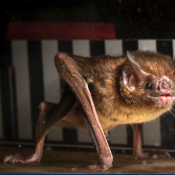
[151,76,175,106]
[156,76,173,91]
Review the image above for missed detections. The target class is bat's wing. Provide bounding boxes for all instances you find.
[55,52,113,172]
[82,109,100,153]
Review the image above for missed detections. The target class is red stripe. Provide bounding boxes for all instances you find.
[6,21,116,40]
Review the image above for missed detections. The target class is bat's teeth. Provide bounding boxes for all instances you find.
[159,96,172,104]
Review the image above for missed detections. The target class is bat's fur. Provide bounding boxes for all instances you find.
[58,51,175,132]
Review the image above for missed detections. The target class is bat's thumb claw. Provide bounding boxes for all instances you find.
[71,167,77,172]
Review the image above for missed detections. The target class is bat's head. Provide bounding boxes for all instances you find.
[122,51,175,108]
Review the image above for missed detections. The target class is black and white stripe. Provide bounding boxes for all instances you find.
[138,40,161,147]
[0,67,2,139]
[12,41,32,140]
[0,40,175,149]
[122,40,138,147]
[105,40,127,145]
[58,40,78,144]
[156,40,175,149]
[28,41,45,138]
[0,41,13,139]
[73,40,91,143]
[42,40,63,142]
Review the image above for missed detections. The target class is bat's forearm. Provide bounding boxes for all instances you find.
[55,52,113,172]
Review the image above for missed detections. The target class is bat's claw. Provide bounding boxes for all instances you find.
[3,154,25,164]
[71,163,111,172]
[3,153,41,164]
[144,149,171,159]
[134,149,171,160]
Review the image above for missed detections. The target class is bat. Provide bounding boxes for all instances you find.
[3,50,175,172]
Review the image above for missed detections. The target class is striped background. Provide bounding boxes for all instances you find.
[1,39,175,150]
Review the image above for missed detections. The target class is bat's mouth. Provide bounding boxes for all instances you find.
[149,93,173,106]
[158,94,172,104]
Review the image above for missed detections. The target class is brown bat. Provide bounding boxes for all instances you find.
[3,50,175,172]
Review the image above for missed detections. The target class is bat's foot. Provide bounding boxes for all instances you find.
[134,149,171,160]
[144,149,171,159]
[3,153,41,164]
[71,156,113,172]
[71,163,111,172]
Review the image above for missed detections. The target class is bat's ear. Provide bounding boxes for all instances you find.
[122,51,143,92]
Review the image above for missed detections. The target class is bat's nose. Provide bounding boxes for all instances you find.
[157,76,173,91]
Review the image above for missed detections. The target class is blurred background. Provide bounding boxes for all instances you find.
[1,0,175,156]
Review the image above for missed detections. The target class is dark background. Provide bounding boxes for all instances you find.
[1,0,175,40]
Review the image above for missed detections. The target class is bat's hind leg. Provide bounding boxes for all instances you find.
[132,124,170,159]
[4,84,76,164]
[4,102,56,164]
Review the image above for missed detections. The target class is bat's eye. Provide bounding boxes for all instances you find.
[145,83,152,89]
